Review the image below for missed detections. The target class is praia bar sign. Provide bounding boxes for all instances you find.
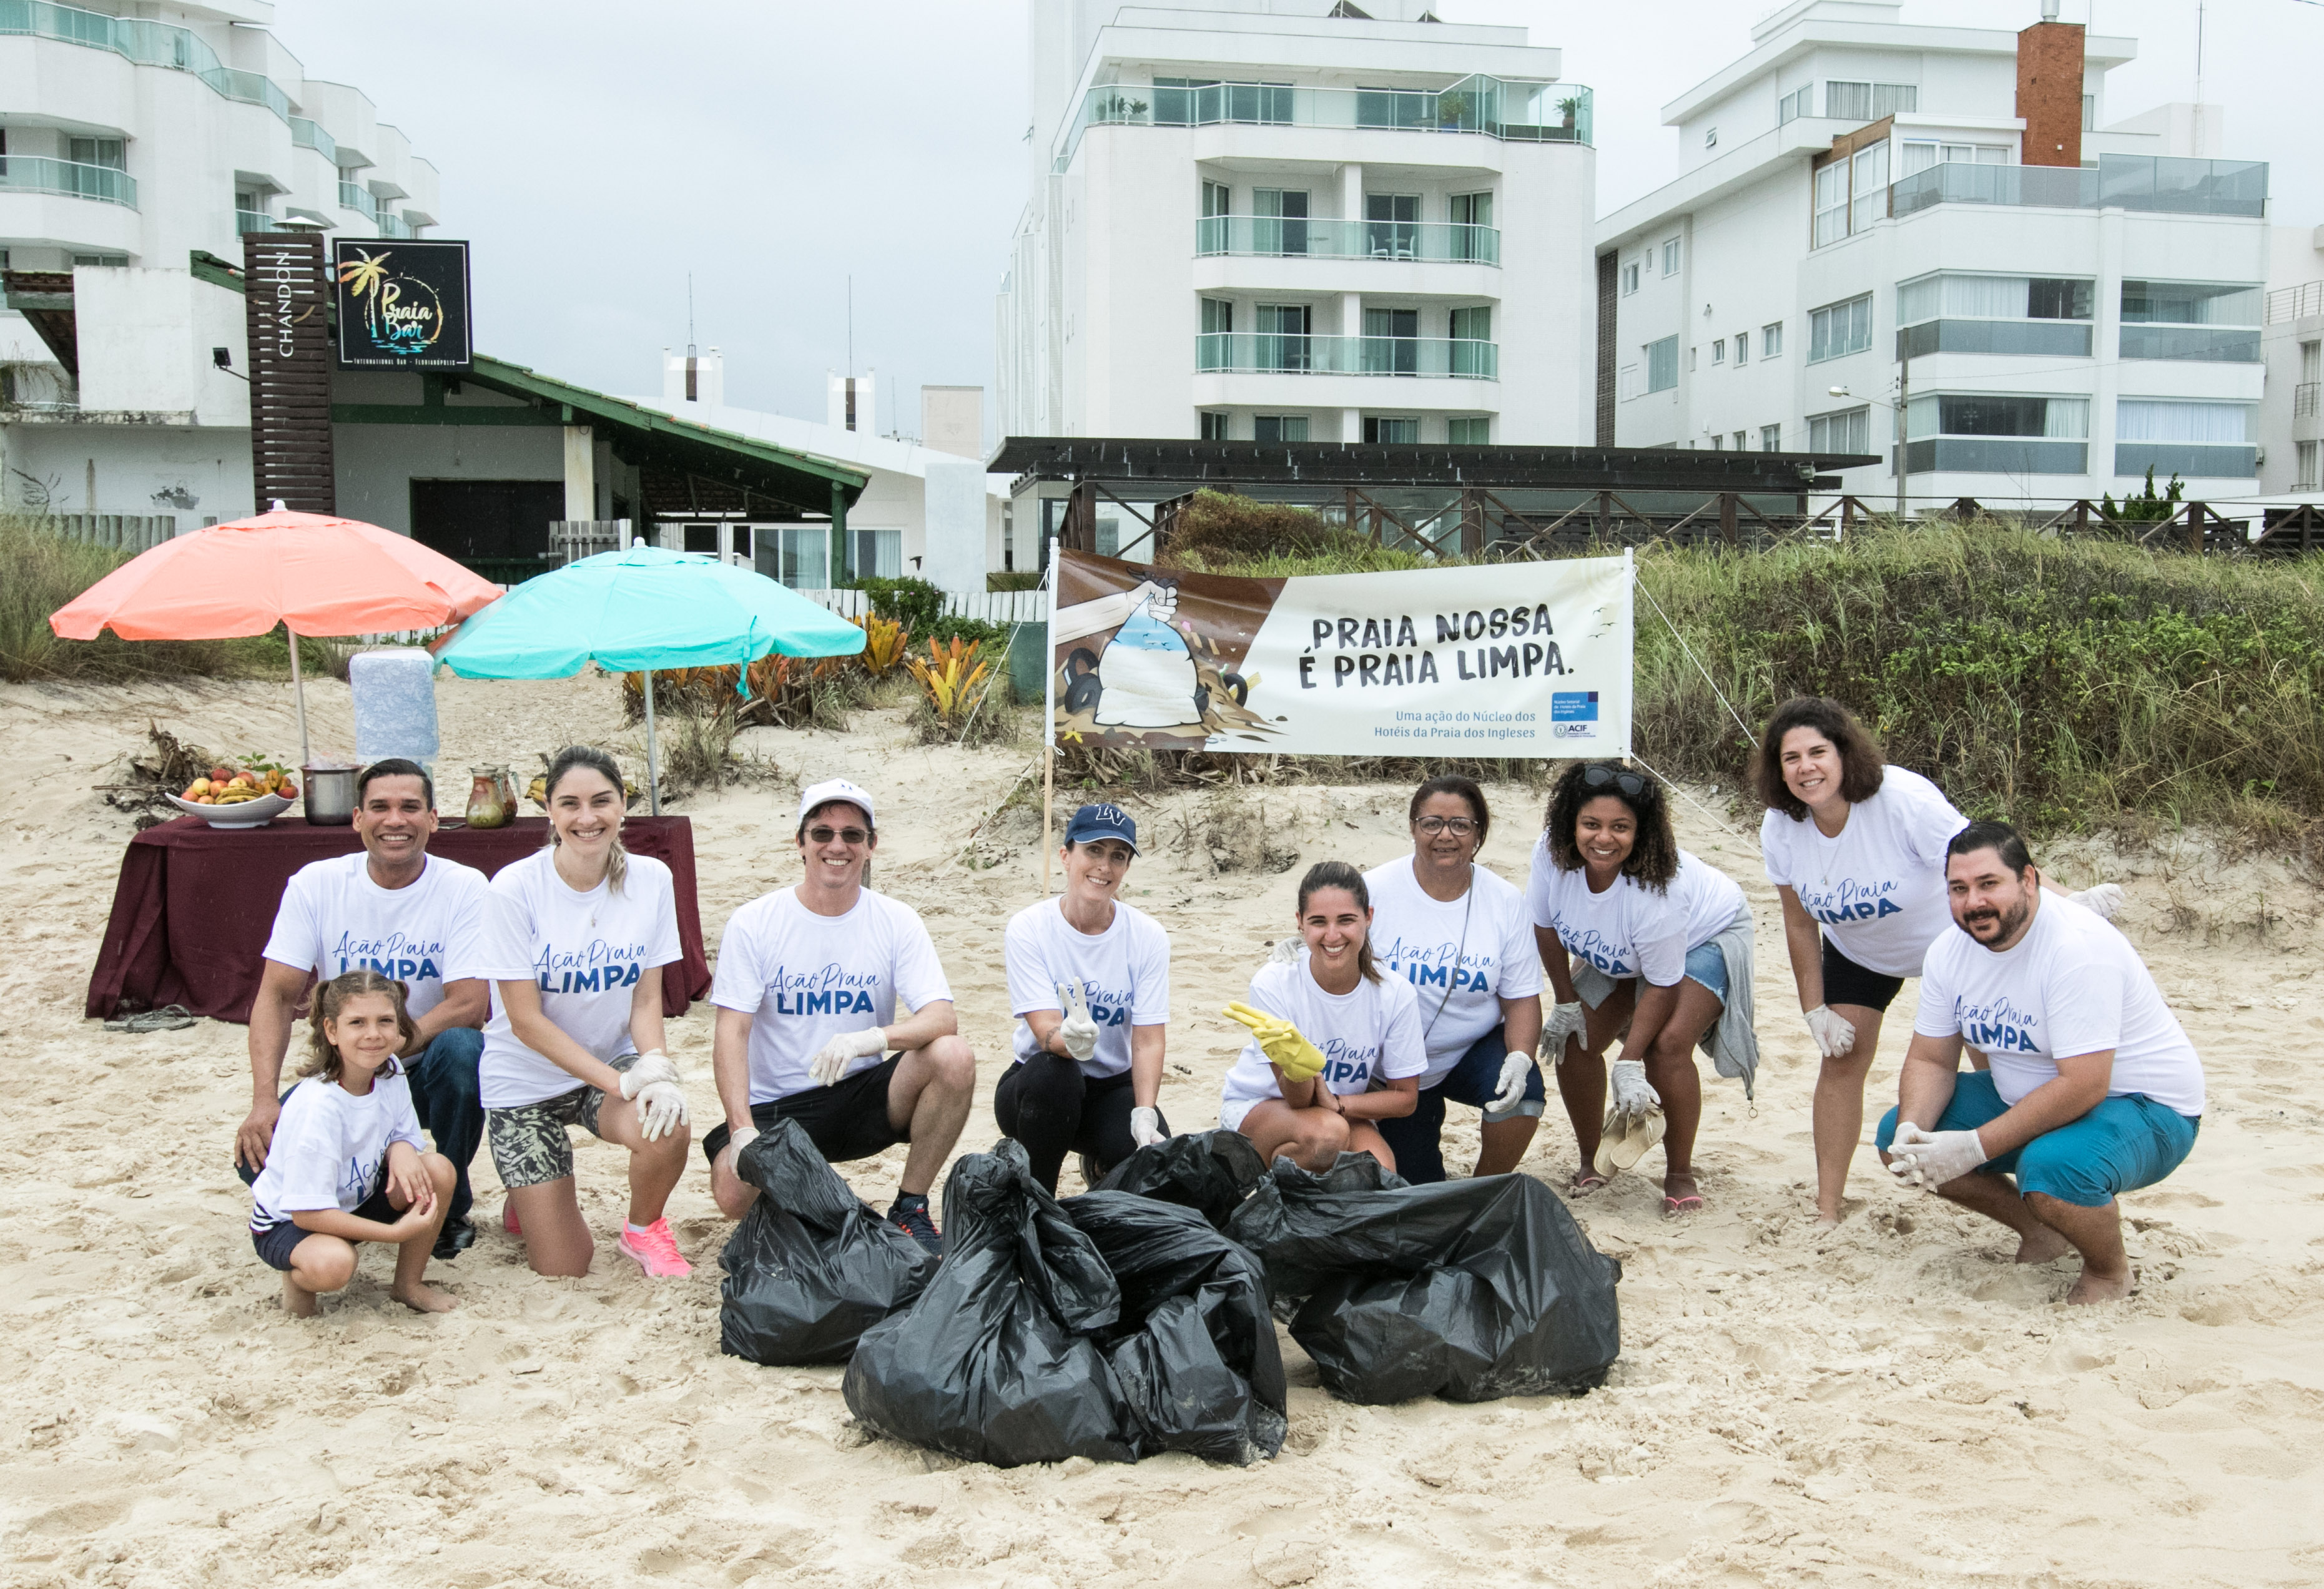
[333,238,473,370]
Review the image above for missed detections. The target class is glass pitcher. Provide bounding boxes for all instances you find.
[465,766,511,829]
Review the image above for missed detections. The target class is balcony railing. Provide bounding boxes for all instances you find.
[290,116,338,165]
[1196,215,1499,265]
[377,212,413,238]
[2293,383,2320,420]
[1197,332,1498,379]
[1058,74,1589,171]
[0,154,137,208]
[235,207,286,234]
[338,180,379,220]
[1898,319,2092,358]
[1889,154,2268,222]
[2114,442,2257,478]
[1,0,293,123]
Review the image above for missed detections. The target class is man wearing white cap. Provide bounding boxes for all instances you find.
[702,779,974,1252]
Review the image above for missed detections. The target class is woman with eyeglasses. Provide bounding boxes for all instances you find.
[1357,775,1545,1183]
[1527,761,1758,1214]
[703,779,976,1255]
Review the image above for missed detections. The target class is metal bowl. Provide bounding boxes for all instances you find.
[167,790,295,830]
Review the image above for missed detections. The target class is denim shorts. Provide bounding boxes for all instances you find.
[1681,940,1728,1003]
[1876,1071,2200,1208]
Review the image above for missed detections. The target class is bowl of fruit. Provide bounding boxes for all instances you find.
[169,763,301,829]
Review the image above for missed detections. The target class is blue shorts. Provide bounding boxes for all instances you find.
[1681,940,1728,1003]
[1876,1071,2200,1208]
[1374,1025,1546,1186]
[250,1178,400,1272]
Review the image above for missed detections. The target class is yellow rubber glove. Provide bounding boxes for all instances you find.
[1223,1001,1327,1083]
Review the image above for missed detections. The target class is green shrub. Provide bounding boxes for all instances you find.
[987,569,1043,592]
[0,516,274,682]
[856,575,947,636]
[1160,490,1377,570]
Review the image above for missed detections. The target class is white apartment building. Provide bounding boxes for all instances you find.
[996,0,1596,448]
[1,0,439,520]
[2260,226,2323,498]
[1596,0,2272,507]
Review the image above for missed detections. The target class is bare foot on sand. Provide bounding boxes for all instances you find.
[282,1277,318,1317]
[2065,1267,2135,1305]
[393,1282,460,1314]
[2015,1226,2072,1266]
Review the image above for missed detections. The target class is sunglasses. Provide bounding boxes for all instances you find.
[804,825,870,846]
[1414,815,1479,836]
[1580,763,1650,800]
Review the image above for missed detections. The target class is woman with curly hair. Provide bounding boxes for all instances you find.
[1526,762,1757,1213]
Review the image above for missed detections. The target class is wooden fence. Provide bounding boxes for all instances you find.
[26,514,178,553]
[794,588,1048,624]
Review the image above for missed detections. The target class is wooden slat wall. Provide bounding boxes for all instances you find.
[242,234,336,513]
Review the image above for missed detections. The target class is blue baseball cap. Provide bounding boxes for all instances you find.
[1065,802,1138,854]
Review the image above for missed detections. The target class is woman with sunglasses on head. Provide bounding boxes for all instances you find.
[1527,761,1758,1214]
[1359,775,1545,1183]
[476,746,694,1279]
[994,803,1172,1195]
[1219,861,1427,1174]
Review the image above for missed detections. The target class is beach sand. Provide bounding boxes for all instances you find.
[2,669,2319,1587]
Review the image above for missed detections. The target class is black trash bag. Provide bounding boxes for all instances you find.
[1224,1158,1621,1405]
[1091,1129,1267,1229]
[843,1139,1138,1467]
[1060,1190,1286,1465]
[717,1119,939,1365]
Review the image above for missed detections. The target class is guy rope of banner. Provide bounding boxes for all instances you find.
[1632,567,1756,750]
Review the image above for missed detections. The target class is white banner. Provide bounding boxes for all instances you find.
[1048,550,1632,759]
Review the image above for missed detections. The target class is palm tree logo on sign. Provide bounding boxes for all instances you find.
[336,248,445,359]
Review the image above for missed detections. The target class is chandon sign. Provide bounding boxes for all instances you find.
[333,239,472,370]
[241,232,335,514]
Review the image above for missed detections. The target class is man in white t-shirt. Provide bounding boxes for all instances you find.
[1877,821,2203,1305]
[238,759,491,1257]
[704,779,975,1253]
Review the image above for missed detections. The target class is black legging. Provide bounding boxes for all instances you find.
[992,1053,1169,1195]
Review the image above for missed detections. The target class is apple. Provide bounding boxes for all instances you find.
[210,766,233,784]
[280,780,300,799]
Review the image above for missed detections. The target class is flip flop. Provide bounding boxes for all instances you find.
[1593,1106,1667,1180]
[1662,1193,1705,1216]
[1568,1169,1610,1196]
[104,1004,196,1033]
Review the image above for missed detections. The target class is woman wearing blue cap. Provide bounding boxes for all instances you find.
[996,803,1173,1194]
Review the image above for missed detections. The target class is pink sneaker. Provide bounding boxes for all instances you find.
[616,1218,692,1279]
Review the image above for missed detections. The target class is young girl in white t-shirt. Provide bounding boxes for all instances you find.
[1219,860,1428,1174]
[477,746,693,1281]
[246,970,458,1316]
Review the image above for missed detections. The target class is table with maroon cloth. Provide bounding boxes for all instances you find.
[86,815,713,1023]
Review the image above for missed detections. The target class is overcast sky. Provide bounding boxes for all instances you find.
[270,0,2323,433]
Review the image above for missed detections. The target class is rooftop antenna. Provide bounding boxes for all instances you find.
[847,275,854,378]
[686,273,696,357]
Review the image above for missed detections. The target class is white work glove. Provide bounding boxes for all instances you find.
[1129,1106,1166,1149]
[1540,1001,1587,1066]
[1803,1005,1858,1060]
[633,1079,689,1143]
[1054,981,1100,1062]
[722,1125,761,1164]
[1887,1123,1988,1190]
[618,1049,680,1100]
[1268,937,1307,967]
[1487,1050,1534,1114]
[2070,883,2125,922]
[1608,1058,1662,1120]
[809,1027,887,1086]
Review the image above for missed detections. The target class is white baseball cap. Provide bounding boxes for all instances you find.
[797,777,876,830]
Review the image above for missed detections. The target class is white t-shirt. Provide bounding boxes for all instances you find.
[475,849,682,1109]
[1004,897,1171,1078]
[1218,957,1429,1113]
[711,887,953,1103]
[1525,838,1745,986]
[260,852,491,1020]
[1914,895,2205,1116]
[249,1071,425,1231]
[1760,765,1968,978]
[1362,856,1545,1081]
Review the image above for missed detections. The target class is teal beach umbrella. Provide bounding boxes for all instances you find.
[434,545,866,812]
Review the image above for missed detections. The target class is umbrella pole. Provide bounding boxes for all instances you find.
[643,669,662,816]
[287,623,312,769]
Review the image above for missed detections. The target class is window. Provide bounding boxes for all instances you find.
[1254,415,1310,443]
[1710,434,1723,451]
[1734,431,1748,451]
[1619,364,1640,401]
[1364,416,1419,444]
[1157,77,1290,125]
[1449,305,1490,342]
[850,529,903,581]
[768,526,830,589]
[1711,338,1725,365]
[1203,180,1231,218]
[1733,332,1747,367]
[1763,322,1784,358]
[1779,86,1813,125]
[1155,77,1219,125]
[1645,337,1678,393]
[1253,187,1309,255]
[2297,441,2320,491]
[1761,423,1782,451]
[1661,238,1680,276]
[1447,417,1490,445]
[2120,280,2263,363]
[1689,346,1699,372]
[2082,93,2096,132]
[1808,294,1874,362]
[1850,140,1889,233]
[2302,340,2322,385]
[1449,305,1491,376]
[1896,273,2097,357]
[1198,298,1234,371]
[1901,140,1937,177]
[1621,261,1640,295]
[68,137,126,170]
[1366,193,1419,260]
[2114,398,2257,478]
[1808,406,1872,455]
[1202,298,1234,335]
[1356,84,1434,130]
[1200,411,1231,440]
[1259,303,1313,371]
[1823,82,1917,123]
[1449,191,1492,262]
[1450,192,1493,228]
[1361,307,1417,373]
[1904,393,2090,475]
[72,253,129,267]
[1813,160,1849,248]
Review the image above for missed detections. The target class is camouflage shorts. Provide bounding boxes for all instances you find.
[486,1053,638,1189]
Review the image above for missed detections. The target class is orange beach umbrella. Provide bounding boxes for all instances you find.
[51,506,505,765]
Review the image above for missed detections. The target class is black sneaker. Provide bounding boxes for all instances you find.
[888,1197,942,1256]
[1078,1153,1105,1189]
[432,1216,477,1261]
